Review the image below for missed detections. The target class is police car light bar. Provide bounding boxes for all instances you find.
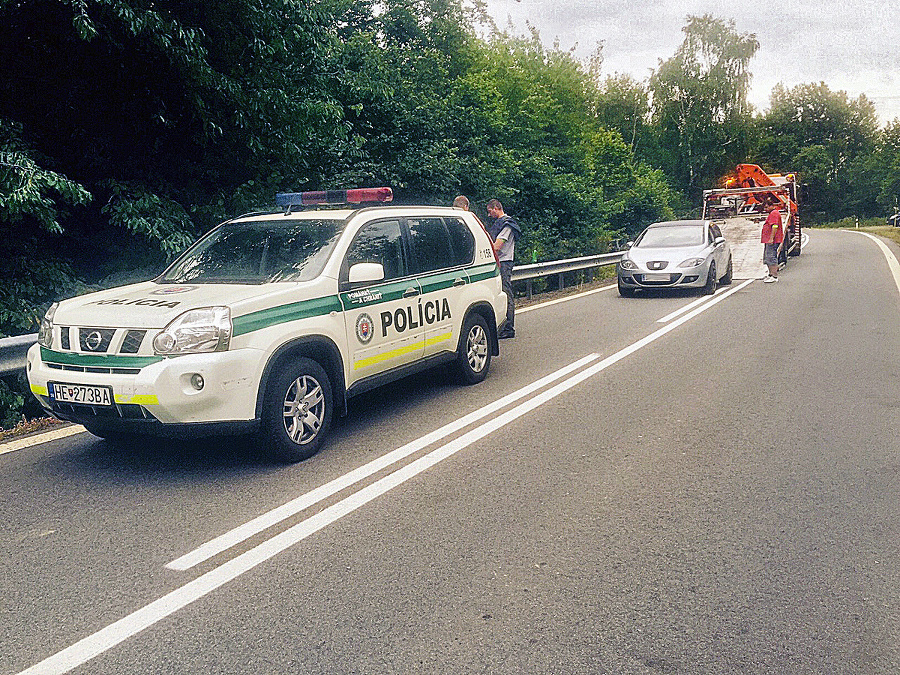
[275,187,393,208]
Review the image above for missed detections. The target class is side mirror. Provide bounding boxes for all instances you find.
[348,262,385,285]
[714,236,726,246]
[625,241,634,249]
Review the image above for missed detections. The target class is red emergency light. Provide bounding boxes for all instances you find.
[275,187,393,208]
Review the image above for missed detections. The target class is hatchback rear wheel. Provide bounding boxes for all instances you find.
[702,261,717,295]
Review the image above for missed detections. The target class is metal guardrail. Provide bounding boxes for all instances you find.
[512,251,623,298]
[0,333,36,377]
[0,252,624,378]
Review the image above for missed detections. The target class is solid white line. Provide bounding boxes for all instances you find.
[17,278,751,675]
[0,425,86,455]
[166,352,602,571]
[656,286,727,324]
[849,231,900,298]
[517,283,615,314]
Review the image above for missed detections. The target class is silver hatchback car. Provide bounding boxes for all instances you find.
[617,219,733,297]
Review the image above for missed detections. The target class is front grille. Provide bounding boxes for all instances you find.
[79,328,116,353]
[646,261,669,270]
[46,363,142,375]
[120,330,146,354]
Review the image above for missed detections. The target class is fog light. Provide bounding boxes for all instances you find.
[190,374,205,391]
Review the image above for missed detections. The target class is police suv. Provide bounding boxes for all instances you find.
[27,188,507,462]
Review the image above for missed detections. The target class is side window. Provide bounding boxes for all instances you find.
[445,217,476,266]
[408,217,455,274]
[344,219,405,282]
[711,224,723,240]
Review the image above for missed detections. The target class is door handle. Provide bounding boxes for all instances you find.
[452,277,466,287]
[403,287,419,298]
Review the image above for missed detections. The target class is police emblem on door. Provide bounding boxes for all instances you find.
[355,313,374,344]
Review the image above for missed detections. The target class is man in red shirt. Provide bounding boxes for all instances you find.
[761,201,785,282]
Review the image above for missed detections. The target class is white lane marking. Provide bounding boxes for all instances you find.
[17,276,751,675]
[517,283,615,314]
[0,425,86,455]
[656,286,728,324]
[166,353,602,571]
[849,231,900,299]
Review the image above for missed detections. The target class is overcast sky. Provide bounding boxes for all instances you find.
[484,0,900,125]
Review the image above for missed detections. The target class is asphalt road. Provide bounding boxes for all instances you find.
[3,228,900,674]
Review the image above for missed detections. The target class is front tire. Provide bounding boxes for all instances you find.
[618,278,636,297]
[454,313,491,385]
[259,357,332,463]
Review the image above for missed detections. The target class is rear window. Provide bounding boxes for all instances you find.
[161,218,344,284]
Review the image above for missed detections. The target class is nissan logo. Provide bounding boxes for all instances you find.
[85,330,104,352]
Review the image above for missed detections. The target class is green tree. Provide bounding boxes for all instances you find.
[753,82,880,218]
[649,15,758,197]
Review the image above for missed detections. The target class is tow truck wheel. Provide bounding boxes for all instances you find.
[455,313,491,385]
[259,357,332,463]
[703,261,717,295]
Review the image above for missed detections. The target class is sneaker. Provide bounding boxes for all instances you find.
[763,274,777,283]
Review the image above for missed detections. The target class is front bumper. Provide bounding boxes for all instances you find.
[27,344,266,431]
[617,263,708,289]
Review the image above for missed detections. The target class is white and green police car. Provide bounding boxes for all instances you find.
[27,188,506,462]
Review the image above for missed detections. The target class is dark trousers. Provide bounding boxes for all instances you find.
[499,260,514,332]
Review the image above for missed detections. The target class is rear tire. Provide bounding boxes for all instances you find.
[454,313,491,385]
[258,357,332,463]
[720,256,733,285]
[702,261,717,295]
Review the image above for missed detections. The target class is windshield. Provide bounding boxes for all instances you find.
[160,218,344,284]
[635,225,704,248]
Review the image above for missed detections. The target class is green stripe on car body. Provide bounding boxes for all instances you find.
[466,263,500,282]
[232,263,493,337]
[418,269,467,295]
[40,347,162,368]
[232,295,343,336]
[340,278,418,309]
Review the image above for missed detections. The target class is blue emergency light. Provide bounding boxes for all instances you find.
[275,187,393,209]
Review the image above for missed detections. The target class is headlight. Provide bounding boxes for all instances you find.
[620,259,638,270]
[678,257,706,268]
[38,302,58,348]
[153,307,232,355]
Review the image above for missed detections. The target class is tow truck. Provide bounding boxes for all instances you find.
[701,164,802,279]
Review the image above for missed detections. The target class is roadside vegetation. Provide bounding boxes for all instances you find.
[1,0,899,427]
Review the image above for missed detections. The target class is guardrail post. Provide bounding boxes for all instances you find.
[558,272,564,290]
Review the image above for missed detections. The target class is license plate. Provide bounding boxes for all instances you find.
[49,382,114,406]
[642,273,670,282]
